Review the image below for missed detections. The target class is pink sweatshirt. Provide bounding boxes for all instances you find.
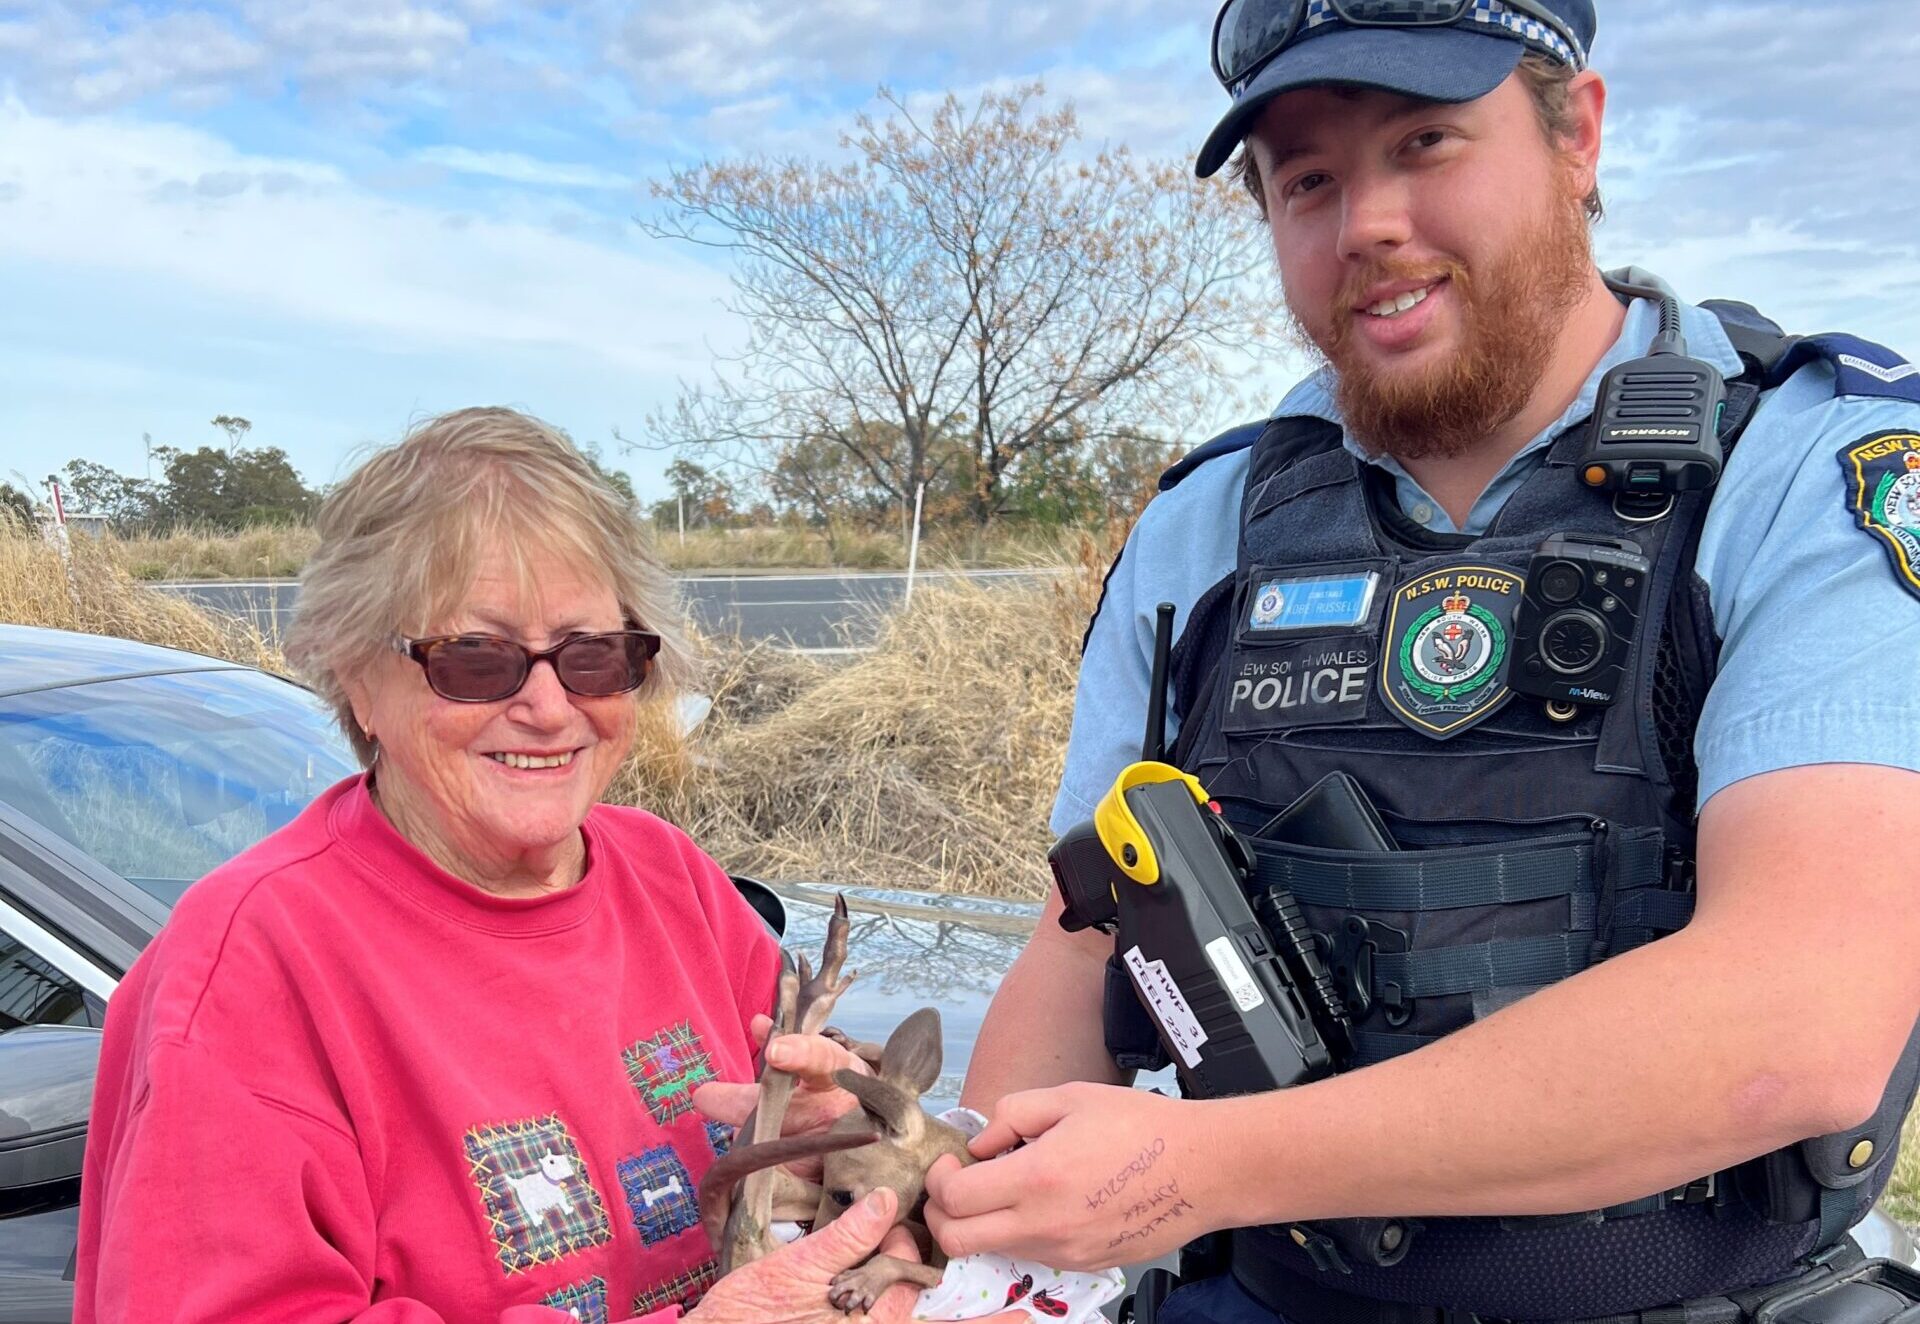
[76,775,781,1324]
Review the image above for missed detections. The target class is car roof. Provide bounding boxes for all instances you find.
[0,623,246,699]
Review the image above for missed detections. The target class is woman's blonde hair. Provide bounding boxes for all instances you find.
[283,407,695,766]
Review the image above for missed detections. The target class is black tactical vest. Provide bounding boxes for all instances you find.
[1102,305,1920,1321]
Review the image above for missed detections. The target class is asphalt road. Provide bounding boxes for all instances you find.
[158,569,1051,651]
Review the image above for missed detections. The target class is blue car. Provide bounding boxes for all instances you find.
[0,624,1909,1322]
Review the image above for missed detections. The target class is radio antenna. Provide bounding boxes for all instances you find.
[1143,602,1175,764]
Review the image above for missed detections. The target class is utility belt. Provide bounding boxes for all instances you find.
[1121,1238,1920,1324]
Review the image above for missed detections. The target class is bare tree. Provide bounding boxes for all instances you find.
[211,414,252,457]
[639,84,1267,528]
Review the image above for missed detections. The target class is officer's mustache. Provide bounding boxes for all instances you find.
[1326,257,1474,351]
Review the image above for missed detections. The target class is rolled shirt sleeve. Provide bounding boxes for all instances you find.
[1050,451,1247,836]
[1693,364,1920,808]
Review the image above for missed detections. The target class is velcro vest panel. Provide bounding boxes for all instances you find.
[1103,320,1920,1317]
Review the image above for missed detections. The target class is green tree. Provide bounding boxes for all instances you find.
[158,446,236,525]
[144,444,316,529]
[54,458,163,530]
[225,446,318,525]
[577,441,637,507]
[770,428,912,529]
[211,414,252,456]
[650,459,734,531]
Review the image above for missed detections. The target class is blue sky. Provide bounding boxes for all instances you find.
[3,1,1917,506]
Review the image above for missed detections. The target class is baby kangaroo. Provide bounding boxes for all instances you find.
[698,1006,975,1312]
[816,1007,974,1312]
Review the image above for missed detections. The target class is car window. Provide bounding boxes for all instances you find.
[0,930,95,1031]
[0,669,358,907]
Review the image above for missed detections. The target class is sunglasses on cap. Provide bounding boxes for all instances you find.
[394,627,661,704]
[1211,0,1586,92]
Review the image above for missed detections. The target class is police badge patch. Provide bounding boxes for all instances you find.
[1380,565,1523,739]
[1250,580,1287,629]
[1839,431,1920,601]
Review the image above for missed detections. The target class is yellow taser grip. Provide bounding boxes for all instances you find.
[1094,761,1210,886]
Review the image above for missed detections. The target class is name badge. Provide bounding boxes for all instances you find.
[1247,571,1380,633]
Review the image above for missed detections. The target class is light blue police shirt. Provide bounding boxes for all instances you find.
[1052,296,1920,835]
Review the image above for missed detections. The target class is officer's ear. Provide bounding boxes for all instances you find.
[1557,68,1607,200]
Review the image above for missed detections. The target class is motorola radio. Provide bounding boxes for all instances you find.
[1581,270,1730,506]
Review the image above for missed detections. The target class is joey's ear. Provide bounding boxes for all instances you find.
[877,1007,943,1098]
[834,1069,921,1138]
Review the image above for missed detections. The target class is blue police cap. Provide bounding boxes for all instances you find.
[1196,0,1597,179]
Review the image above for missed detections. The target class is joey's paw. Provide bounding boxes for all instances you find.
[827,1262,892,1313]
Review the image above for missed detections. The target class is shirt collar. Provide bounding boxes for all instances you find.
[1266,294,1742,534]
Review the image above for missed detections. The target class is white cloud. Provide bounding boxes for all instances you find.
[414,145,633,190]
[605,0,1187,104]
[241,1,470,85]
[0,99,735,375]
[0,5,267,109]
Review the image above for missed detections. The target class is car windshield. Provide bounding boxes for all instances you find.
[0,669,359,905]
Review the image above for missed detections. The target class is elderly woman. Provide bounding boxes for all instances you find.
[76,409,924,1324]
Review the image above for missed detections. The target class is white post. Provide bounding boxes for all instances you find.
[904,482,926,608]
[677,493,686,546]
[48,480,79,614]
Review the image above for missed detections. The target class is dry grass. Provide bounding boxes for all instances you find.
[655,525,904,571]
[98,523,321,581]
[94,521,1098,579]
[0,518,284,670]
[614,534,1108,899]
[1885,1103,1920,1229]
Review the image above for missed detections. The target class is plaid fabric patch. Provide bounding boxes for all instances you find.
[462,1114,612,1275]
[622,1021,715,1125]
[633,1258,718,1315]
[541,1275,609,1324]
[618,1144,699,1246]
[705,1120,735,1158]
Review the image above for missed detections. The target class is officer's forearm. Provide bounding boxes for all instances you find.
[1207,926,1855,1224]
[961,896,1125,1112]
[1203,766,1920,1226]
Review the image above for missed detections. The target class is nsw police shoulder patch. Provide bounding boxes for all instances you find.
[1838,430,1920,601]
[1379,564,1522,740]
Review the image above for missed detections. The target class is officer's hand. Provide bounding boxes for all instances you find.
[922,1082,1224,1273]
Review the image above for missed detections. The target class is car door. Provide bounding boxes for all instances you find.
[0,861,116,1324]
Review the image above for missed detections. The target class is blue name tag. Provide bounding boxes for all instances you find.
[1248,572,1380,632]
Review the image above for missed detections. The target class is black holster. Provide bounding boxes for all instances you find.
[1745,1258,1920,1324]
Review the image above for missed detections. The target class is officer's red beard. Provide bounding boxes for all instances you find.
[1289,169,1595,463]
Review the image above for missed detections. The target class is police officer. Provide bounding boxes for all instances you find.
[924,2,1920,1321]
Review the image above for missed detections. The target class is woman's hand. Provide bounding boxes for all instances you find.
[694,1015,873,1177]
[684,1188,920,1324]
[924,1083,1225,1273]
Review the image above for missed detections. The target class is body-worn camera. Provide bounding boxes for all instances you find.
[1509,534,1651,709]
